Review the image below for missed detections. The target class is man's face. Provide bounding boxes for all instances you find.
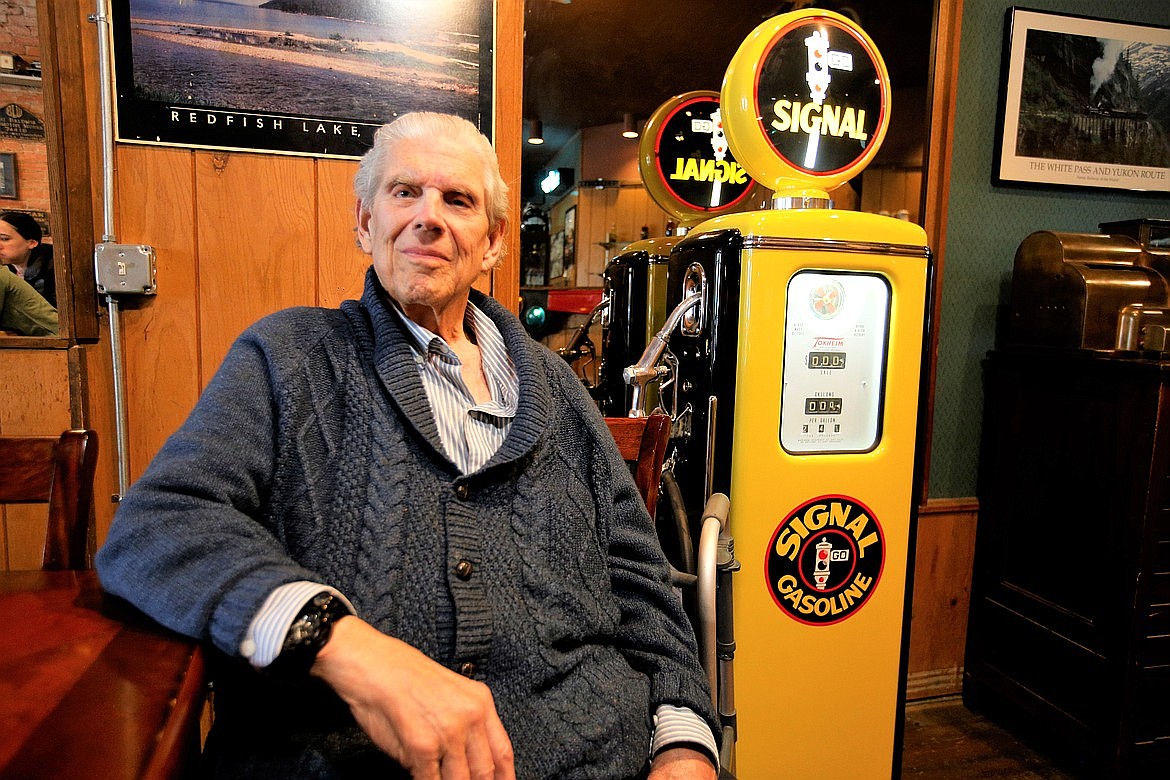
[356,136,504,322]
[0,220,36,266]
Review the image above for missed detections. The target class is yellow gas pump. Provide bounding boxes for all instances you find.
[665,10,934,777]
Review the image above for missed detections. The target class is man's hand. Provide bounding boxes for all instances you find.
[311,616,515,780]
[648,746,718,780]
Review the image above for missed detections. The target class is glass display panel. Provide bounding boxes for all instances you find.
[781,270,890,454]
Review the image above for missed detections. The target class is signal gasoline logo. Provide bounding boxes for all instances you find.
[765,495,885,625]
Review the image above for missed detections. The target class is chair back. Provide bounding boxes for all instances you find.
[603,413,671,516]
[0,429,98,570]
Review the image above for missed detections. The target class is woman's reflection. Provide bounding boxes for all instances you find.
[0,211,55,307]
[0,265,57,335]
[0,211,57,335]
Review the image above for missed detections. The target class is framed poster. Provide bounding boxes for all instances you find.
[995,8,1170,193]
[110,0,495,159]
[549,230,565,281]
[0,153,15,198]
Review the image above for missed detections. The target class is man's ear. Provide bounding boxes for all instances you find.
[355,199,373,255]
[480,216,508,272]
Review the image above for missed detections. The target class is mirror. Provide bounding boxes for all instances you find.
[0,0,97,344]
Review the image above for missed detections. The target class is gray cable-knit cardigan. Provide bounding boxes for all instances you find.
[95,270,718,779]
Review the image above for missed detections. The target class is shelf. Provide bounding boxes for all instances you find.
[0,73,42,87]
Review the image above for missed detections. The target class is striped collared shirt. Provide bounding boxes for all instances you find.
[391,299,518,474]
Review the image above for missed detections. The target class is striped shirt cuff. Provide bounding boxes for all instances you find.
[239,580,356,668]
[651,704,719,767]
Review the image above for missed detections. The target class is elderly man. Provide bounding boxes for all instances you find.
[96,113,718,780]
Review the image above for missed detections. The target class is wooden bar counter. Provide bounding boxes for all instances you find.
[0,570,206,779]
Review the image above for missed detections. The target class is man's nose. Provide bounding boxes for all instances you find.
[412,192,444,232]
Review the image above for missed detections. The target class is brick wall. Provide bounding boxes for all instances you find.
[0,0,52,235]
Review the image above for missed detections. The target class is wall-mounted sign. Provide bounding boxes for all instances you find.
[721,11,891,197]
[0,104,45,140]
[639,91,759,226]
[1,208,50,236]
[110,0,495,159]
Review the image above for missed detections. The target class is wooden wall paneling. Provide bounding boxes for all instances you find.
[194,152,317,378]
[317,158,368,309]
[906,497,978,700]
[578,187,615,286]
[3,503,48,571]
[0,351,72,435]
[114,145,201,482]
[79,339,118,545]
[906,170,924,223]
[0,349,72,570]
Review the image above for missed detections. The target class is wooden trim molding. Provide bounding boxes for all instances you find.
[38,0,99,342]
[919,495,979,516]
[490,0,522,313]
[918,0,964,498]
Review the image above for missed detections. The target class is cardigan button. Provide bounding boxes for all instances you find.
[455,559,474,580]
[455,484,469,500]
[459,662,477,677]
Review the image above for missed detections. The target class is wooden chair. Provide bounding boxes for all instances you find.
[604,413,671,516]
[0,429,98,570]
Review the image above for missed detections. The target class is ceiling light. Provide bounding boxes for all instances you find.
[528,119,544,145]
[622,112,638,139]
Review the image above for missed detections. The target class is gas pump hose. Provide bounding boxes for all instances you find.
[661,468,695,576]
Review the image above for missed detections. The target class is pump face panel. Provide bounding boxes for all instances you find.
[781,270,891,454]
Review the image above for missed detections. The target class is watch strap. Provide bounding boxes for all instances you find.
[264,590,353,677]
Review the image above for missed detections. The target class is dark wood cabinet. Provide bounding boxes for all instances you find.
[965,348,1170,778]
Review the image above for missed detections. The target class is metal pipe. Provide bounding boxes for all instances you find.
[705,395,717,506]
[91,0,132,498]
[89,0,116,241]
[555,296,609,361]
[716,522,737,723]
[106,294,129,499]
[697,492,730,708]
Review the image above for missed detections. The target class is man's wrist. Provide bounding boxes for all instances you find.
[263,591,354,677]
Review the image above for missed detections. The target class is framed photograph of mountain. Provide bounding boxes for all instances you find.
[110,0,495,158]
[994,8,1170,193]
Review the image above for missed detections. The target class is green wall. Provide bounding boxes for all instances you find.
[929,0,1170,498]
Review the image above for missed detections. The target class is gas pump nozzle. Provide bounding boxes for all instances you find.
[623,293,702,417]
[555,296,610,363]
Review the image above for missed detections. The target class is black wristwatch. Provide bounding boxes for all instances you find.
[265,591,353,677]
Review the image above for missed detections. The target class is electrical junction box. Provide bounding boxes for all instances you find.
[95,243,157,295]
